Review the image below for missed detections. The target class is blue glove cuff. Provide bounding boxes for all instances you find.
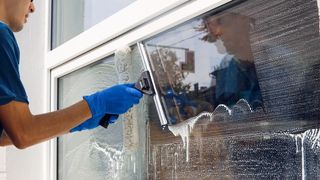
[83,95,99,118]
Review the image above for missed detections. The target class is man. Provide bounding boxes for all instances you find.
[0,0,143,149]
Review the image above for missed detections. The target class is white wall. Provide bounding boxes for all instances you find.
[0,148,6,180]
[6,1,49,180]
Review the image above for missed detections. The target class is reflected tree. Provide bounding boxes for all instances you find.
[150,47,191,94]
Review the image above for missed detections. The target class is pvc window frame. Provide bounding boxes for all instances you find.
[46,0,193,69]
[48,0,232,180]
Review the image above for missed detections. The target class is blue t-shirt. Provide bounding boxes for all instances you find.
[0,21,29,133]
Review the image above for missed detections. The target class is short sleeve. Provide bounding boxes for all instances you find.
[0,23,28,105]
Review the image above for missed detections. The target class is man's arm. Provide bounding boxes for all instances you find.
[0,100,91,149]
[0,83,143,149]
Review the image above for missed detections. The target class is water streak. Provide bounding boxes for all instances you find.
[92,142,124,179]
[317,0,320,34]
[286,129,320,180]
[152,148,157,180]
[169,112,212,162]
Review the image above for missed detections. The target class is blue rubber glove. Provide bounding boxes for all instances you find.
[70,114,118,132]
[70,83,142,132]
[85,83,143,116]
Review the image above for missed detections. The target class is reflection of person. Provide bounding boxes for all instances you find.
[202,13,263,109]
[0,0,142,149]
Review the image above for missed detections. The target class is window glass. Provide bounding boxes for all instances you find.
[51,0,136,49]
[144,0,320,178]
[57,53,147,180]
[143,0,320,128]
[144,8,265,125]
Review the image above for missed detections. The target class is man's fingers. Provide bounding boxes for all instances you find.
[123,83,135,88]
[126,87,143,98]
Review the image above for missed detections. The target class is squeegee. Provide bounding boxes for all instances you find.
[99,71,155,128]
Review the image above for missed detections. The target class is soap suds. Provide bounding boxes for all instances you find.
[168,99,253,162]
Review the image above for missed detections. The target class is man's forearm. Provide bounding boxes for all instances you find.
[31,100,92,144]
[0,100,92,149]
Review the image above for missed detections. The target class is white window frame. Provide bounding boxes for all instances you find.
[47,0,232,180]
[46,0,192,69]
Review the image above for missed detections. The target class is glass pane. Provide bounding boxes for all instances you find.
[143,0,320,129]
[144,9,265,125]
[57,52,147,180]
[51,0,136,49]
[143,0,320,179]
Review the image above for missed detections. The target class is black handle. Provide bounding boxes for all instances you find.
[99,114,111,128]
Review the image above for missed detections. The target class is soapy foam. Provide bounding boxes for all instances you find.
[92,142,124,179]
[168,99,253,162]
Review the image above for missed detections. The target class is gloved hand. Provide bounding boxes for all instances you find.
[85,83,143,116]
[70,83,143,132]
[70,114,119,132]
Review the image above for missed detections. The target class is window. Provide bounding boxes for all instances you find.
[51,0,320,179]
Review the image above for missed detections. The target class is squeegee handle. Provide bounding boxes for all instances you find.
[99,114,111,128]
[99,71,155,129]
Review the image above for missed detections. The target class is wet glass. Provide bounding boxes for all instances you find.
[143,0,320,129]
[144,0,320,179]
[56,0,320,179]
[144,6,264,126]
[51,0,136,49]
[57,53,147,180]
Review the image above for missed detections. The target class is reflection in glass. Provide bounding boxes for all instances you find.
[144,9,264,125]
[202,13,263,109]
[51,0,136,49]
[145,0,320,179]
